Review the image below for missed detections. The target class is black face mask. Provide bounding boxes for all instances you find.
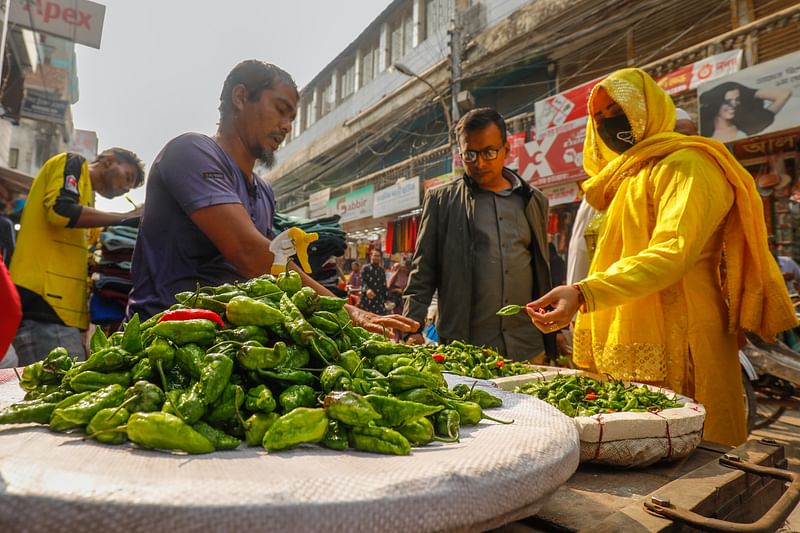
[597,114,635,154]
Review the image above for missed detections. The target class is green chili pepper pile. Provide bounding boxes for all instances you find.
[514,375,683,417]
[0,273,508,456]
[412,340,536,379]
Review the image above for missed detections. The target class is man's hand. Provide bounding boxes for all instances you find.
[405,333,425,345]
[526,285,581,334]
[366,288,376,300]
[345,304,419,337]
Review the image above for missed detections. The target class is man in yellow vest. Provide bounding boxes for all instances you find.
[10,148,145,365]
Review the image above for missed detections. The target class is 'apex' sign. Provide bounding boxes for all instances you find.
[10,0,106,49]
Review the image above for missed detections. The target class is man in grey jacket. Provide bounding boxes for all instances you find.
[403,107,557,361]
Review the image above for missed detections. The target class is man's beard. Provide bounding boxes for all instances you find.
[251,145,276,169]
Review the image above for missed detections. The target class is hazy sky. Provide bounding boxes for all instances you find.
[72,0,392,213]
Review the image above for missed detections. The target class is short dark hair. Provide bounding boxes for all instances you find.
[96,148,146,188]
[219,60,298,120]
[454,107,508,145]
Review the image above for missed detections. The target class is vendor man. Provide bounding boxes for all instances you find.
[403,107,559,361]
[12,148,145,364]
[129,60,417,336]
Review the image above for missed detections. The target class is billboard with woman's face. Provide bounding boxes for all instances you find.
[697,50,800,143]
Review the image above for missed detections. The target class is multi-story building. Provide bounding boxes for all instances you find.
[267,0,800,264]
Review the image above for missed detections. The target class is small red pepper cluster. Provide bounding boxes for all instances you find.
[432,353,445,364]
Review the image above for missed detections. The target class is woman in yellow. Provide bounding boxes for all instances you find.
[528,68,796,446]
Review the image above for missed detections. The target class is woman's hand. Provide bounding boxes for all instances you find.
[526,285,582,333]
[345,304,419,337]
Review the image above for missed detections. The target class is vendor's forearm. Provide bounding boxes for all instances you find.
[72,206,137,228]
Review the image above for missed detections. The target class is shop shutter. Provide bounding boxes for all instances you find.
[753,0,800,62]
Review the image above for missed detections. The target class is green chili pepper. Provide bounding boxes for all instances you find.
[242,276,281,298]
[275,270,302,295]
[226,295,286,327]
[320,365,350,394]
[496,304,525,316]
[338,350,363,378]
[244,412,279,446]
[139,311,165,331]
[372,354,409,376]
[447,399,513,426]
[237,341,288,370]
[397,417,438,446]
[318,295,347,312]
[280,293,316,346]
[121,313,143,354]
[121,380,165,413]
[69,370,131,393]
[291,286,320,315]
[279,384,317,413]
[206,383,244,424]
[197,353,234,404]
[19,362,60,393]
[150,318,217,346]
[309,334,339,365]
[245,384,277,413]
[386,366,441,393]
[174,343,204,380]
[323,391,381,426]
[90,327,110,353]
[434,409,461,440]
[146,337,176,391]
[256,368,317,386]
[0,399,58,425]
[87,407,130,444]
[126,412,215,454]
[262,407,328,451]
[365,394,443,427]
[66,347,127,380]
[279,345,311,369]
[322,419,350,450]
[361,339,414,357]
[131,358,154,382]
[49,384,125,432]
[307,313,341,335]
[224,325,271,345]
[350,425,411,456]
[395,387,448,406]
[192,421,241,451]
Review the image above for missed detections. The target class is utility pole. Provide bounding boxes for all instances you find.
[448,0,466,172]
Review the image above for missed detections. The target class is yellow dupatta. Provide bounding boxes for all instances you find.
[574,68,796,379]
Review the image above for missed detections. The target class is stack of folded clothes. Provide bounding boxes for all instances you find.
[89,224,138,329]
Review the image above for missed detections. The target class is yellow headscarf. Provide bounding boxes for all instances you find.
[580,68,796,340]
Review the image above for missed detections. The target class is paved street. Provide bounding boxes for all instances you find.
[753,408,800,532]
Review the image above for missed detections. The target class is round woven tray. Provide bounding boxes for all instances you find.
[0,372,579,533]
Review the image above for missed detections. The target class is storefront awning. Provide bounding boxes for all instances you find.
[0,166,33,195]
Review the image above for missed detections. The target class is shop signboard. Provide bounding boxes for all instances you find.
[308,187,330,218]
[518,117,587,188]
[656,49,742,96]
[373,177,420,218]
[327,185,374,223]
[423,172,459,191]
[504,132,527,171]
[534,77,601,132]
[697,50,800,143]
[9,0,106,49]
[542,181,581,207]
[21,87,68,123]
[732,128,800,160]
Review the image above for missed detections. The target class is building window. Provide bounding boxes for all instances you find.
[425,0,453,40]
[341,61,356,100]
[304,99,314,130]
[8,148,18,169]
[389,11,414,66]
[361,41,381,86]
[320,81,334,116]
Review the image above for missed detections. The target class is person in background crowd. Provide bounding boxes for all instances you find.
[0,196,15,266]
[404,107,562,362]
[128,60,417,336]
[387,258,411,312]
[769,235,800,294]
[360,249,388,315]
[528,68,796,446]
[10,149,145,365]
[348,261,362,289]
[0,261,21,368]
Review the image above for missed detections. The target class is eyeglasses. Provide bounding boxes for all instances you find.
[461,147,501,163]
[723,98,741,107]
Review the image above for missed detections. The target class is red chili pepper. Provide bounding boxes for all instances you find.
[432,353,445,364]
[585,391,597,401]
[158,309,224,328]
[496,360,505,368]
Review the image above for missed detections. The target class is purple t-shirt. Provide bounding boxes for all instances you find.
[128,133,275,320]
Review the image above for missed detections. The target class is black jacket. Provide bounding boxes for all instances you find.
[403,169,557,358]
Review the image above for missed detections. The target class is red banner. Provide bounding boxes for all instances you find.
[518,118,587,188]
[534,77,601,132]
[505,132,527,170]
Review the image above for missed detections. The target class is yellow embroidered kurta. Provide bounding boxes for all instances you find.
[574,69,797,446]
